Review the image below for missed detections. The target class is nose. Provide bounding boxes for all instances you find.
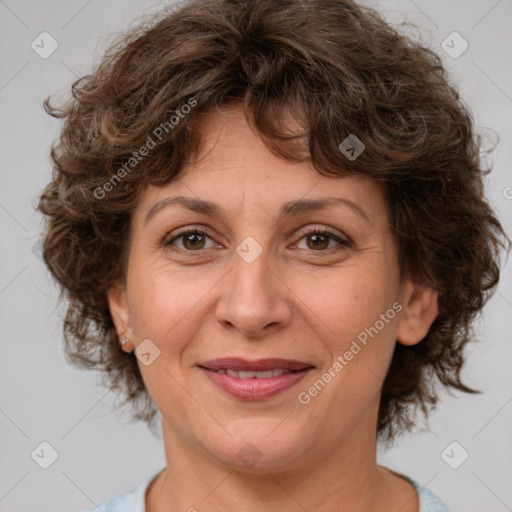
[215,246,292,339]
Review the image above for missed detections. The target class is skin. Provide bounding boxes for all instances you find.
[108,105,438,512]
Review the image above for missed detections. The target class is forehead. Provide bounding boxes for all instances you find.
[134,107,387,226]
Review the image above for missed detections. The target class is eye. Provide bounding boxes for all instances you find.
[164,226,352,254]
[293,228,352,252]
[165,229,217,251]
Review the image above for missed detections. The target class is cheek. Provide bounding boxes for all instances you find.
[298,269,397,343]
[292,266,400,400]
[128,261,213,340]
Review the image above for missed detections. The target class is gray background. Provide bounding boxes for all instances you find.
[0,0,511,511]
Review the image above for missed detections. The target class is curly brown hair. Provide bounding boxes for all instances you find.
[37,0,508,442]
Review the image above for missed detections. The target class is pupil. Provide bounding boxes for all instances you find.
[309,234,328,250]
[186,233,204,249]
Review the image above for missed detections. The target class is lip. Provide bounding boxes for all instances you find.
[198,357,314,372]
[198,358,314,400]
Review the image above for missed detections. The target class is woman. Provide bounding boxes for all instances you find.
[37,0,507,510]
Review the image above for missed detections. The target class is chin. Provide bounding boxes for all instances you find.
[203,421,313,473]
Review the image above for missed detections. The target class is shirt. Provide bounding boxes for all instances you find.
[83,468,450,511]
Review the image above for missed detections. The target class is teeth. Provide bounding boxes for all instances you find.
[214,369,293,378]
[272,369,290,377]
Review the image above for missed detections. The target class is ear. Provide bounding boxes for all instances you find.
[107,283,133,342]
[396,278,439,346]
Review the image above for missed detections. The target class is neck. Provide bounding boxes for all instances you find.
[146,400,417,512]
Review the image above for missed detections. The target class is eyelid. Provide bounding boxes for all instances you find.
[294,224,349,242]
[291,226,353,251]
[164,225,216,243]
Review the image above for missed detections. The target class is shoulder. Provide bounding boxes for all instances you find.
[81,470,162,512]
[382,465,451,512]
[408,477,451,512]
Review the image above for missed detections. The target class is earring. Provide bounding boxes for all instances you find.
[121,338,134,353]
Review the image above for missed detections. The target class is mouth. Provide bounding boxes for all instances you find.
[198,357,314,374]
[197,358,315,400]
[203,368,299,378]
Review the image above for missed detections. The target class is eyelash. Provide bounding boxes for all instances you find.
[164,226,352,255]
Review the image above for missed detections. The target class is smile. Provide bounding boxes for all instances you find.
[200,367,313,399]
[209,368,294,378]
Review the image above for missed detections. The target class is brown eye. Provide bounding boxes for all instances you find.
[166,230,213,251]
[295,228,351,252]
[306,232,330,250]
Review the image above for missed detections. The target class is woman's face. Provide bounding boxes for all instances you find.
[109,107,436,472]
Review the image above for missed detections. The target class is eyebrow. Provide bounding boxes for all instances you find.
[144,195,371,224]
